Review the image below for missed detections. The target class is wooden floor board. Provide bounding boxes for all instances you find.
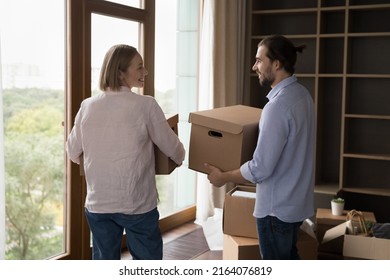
[121,222,222,260]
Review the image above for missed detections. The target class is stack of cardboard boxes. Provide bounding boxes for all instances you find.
[222,185,262,260]
[222,185,318,260]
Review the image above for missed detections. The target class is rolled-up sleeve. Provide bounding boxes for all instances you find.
[147,100,185,165]
[240,161,256,183]
[240,101,289,184]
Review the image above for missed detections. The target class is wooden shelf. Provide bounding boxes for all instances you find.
[342,187,390,197]
[346,74,390,78]
[319,34,345,38]
[246,0,390,220]
[320,6,347,11]
[252,8,318,15]
[315,184,340,195]
[347,32,390,37]
[343,153,390,161]
[349,3,390,10]
[345,114,390,120]
[252,34,318,40]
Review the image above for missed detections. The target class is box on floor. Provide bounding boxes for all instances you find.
[322,221,390,260]
[223,185,257,239]
[188,105,261,174]
[223,234,261,260]
[222,185,318,260]
[223,225,318,260]
[316,208,376,256]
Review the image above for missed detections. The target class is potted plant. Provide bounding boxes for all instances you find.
[331,197,345,216]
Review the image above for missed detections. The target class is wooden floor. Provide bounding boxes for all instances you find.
[121,222,223,260]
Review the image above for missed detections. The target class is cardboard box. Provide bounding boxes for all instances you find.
[223,185,257,239]
[297,221,318,260]
[322,222,390,260]
[155,114,179,175]
[223,185,318,259]
[316,208,376,255]
[343,233,390,260]
[188,105,261,174]
[223,220,318,260]
[223,234,261,260]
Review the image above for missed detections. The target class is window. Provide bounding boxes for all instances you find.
[91,14,140,95]
[103,0,141,8]
[154,0,198,218]
[1,0,66,259]
[67,0,157,258]
[1,0,198,259]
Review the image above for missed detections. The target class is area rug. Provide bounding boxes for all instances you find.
[163,228,210,260]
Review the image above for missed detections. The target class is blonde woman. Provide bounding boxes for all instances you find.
[66,45,185,260]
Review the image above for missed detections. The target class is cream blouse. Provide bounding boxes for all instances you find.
[66,87,185,214]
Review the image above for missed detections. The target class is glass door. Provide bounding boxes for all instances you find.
[1,0,66,260]
[91,14,140,95]
[66,0,155,258]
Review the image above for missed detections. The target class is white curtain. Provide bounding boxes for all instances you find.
[195,0,247,250]
[0,33,6,259]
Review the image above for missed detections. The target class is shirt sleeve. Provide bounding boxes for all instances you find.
[66,106,83,164]
[240,101,290,184]
[147,99,185,165]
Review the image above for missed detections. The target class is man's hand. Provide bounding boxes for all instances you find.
[204,163,251,187]
[204,163,226,187]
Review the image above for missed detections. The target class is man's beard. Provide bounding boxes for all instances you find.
[259,75,274,87]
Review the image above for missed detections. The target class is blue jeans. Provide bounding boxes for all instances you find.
[256,216,302,260]
[85,208,162,260]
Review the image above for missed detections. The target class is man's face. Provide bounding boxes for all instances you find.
[252,45,275,87]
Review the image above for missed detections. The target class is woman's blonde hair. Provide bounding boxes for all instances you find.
[99,44,138,91]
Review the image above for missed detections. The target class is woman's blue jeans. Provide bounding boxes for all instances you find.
[85,207,162,260]
[256,216,302,260]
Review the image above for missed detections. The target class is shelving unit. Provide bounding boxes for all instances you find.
[244,0,390,221]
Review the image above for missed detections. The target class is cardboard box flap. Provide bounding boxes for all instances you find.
[300,219,316,240]
[322,222,348,244]
[188,105,261,135]
[232,190,256,199]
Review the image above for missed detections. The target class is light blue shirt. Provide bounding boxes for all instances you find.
[240,76,315,223]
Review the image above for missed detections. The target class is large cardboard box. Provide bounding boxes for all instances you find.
[316,208,376,255]
[223,234,261,260]
[155,114,179,175]
[322,222,390,260]
[188,105,261,174]
[223,185,257,239]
